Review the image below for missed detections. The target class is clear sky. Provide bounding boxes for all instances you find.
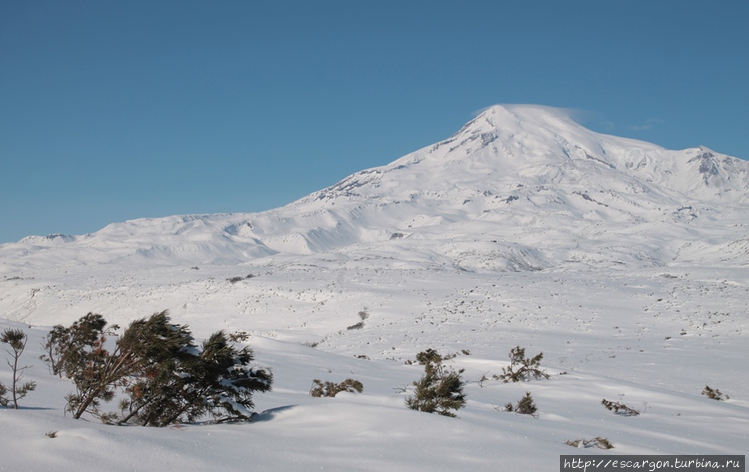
[1,1,747,243]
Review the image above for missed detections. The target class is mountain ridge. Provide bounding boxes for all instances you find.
[2,105,748,271]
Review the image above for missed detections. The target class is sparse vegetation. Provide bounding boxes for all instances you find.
[565,437,614,449]
[405,349,466,417]
[1,328,36,409]
[702,385,728,401]
[309,378,363,397]
[227,274,255,284]
[601,398,640,416]
[347,309,370,330]
[499,346,549,383]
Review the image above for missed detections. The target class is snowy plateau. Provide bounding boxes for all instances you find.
[0,105,747,471]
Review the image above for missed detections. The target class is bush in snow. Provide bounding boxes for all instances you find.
[0,328,36,409]
[309,378,363,397]
[45,311,272,425]
[503,391,538,417]
[601,398,640,416]
[565,437,614,449]
[498,346,549,383]
[702,385,728,401]
[120,324,273,426]
[405,350,466,417]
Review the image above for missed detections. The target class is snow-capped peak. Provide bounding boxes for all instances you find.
[2,105,748,271]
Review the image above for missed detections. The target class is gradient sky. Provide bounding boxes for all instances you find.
[1,1,747,243]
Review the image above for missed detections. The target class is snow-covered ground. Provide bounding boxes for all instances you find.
[1,261,747,471]
[1,105,747,470]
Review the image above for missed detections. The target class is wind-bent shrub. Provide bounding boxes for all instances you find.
[1,328,36,409]
[565,437,614,449]
[309,378,363,397]
[405,350,466,417]
[499,346,549,383]
[601,398,640,416]
[47,311,272,425]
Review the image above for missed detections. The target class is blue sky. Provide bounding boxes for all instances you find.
[1,1,747,243]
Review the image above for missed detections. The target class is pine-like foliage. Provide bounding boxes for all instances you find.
[180,330,273,423]
[47,311,272,425]
[1,328,36,409]
[117,312,198,426]
[504,391,538,417]
[44,313,129,421]
[40,313,111,378]
[309,378,363,397]
[415,348,443,365]
[405,352,466,418]
[0,382,7,407]
[63,320,137,421]
[499,346,550,383]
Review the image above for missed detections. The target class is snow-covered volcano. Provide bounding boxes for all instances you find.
[2,104,748,271]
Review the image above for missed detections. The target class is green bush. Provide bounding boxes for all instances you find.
[504,391,538,417]
[405,350,466,417]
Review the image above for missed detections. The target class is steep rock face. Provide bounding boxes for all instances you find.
[2,105,748,271]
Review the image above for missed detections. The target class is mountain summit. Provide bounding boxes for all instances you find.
[2,105,748,271]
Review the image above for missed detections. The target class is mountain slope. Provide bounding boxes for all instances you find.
[2,104,748,271]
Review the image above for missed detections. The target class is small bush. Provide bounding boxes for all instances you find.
[1,328,36,409]
[499,346,550,383]
[228,330,250,343]
[309,379,363,397]
[565,437,614,449]
[503,392,538,417]
[601,399,640,416]
[415,348,443,365]
[702,385,728,401]
[405,350,466,417]
[346,321,365,330]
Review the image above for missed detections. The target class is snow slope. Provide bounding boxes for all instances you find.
[0,105,747,470]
